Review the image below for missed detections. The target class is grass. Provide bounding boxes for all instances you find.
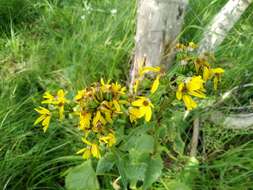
[0,0,253,189]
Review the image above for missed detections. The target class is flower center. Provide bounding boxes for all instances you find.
[143,100,149,106]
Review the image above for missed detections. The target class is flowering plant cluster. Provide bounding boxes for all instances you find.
[34,66,162,160]
[33,42,225,189]
[175,42,225,110]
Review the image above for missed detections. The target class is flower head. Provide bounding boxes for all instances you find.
[194,58,210,73]
[111,82,126,95]
[77,138,101,159]
[176,76,206,110]
[42,89,68,120]
[99,133,116,147]
[130,96,154,122]
[212,68,224,90]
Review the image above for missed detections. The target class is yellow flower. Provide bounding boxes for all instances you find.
[100,78,111,93]
[212,68,224,90]
[75,88,95,102]
[128,107,142,123]
[99,101,114,124]
[182,95,197,110]
[92,111,107,127]
[186,76,206,98]
[56,89,68,120]
[176,76,206,110]
[203,66,212,81]
[75,90,86,101]
[79,112,92,130]
[34,107,51,132]
[42,92,54,104]
[42,89,68,120]
[194,58,210,73]
[99,133,116,147]
[188,42,198,49]
[151,75,160,94]
[77,138,101,159]
[111,82,126,95]
[176,43,186,50]
[104,111,113,124]
[76,147,91,159]
[131,97,154,122]
[112,99,121,112]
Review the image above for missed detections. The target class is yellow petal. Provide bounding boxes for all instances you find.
[132,98,144,107]
[76,148,86,155]
[82,138,92,146]
[139,106,147,118]
[129,107,142,122]
[113,100,121,112]
[140,66,160,76]
[82,149,91,160]
[34,115,46,125]
[212,68,224,74]
[104,112,113,124]
[108,134,116,147]
[91,144,101,159]
[41,100,54,104]
[144,106,152,122]
[151,75,160,94]
[182,95,197,110]
[176,83,184,100]
[42,116,51,132]
[43,91,54,99]
[187,76,205,92]
[57,89,65,98]
[100,78,105,85]
[80,112,91,129]
[92,111,100,126]
[59,106,64,121]
[188,42,197,49]
[188,90,206,99]
[75,90,85,101]
[42,92,54,104]
[213,76,219,90]
[203,67,211,81]
[34,107,50,115]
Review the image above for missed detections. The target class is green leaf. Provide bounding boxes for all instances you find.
[120,133,154,153]
[65,160,99,190]
[96,152,115,174]
[113,149,128,190]
[143,155,163,190]
[125,162,147,182]
[166,180,191,190]
[173,133,185,155]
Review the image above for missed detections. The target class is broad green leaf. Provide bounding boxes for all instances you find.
[125,162,146,182]
[120,134,154,153]
[65,160,99,190]
[114,149,128,189]
[96,152,115,174]
[143,155,163,190]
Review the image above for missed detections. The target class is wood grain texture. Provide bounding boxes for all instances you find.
[130,0,188,92]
